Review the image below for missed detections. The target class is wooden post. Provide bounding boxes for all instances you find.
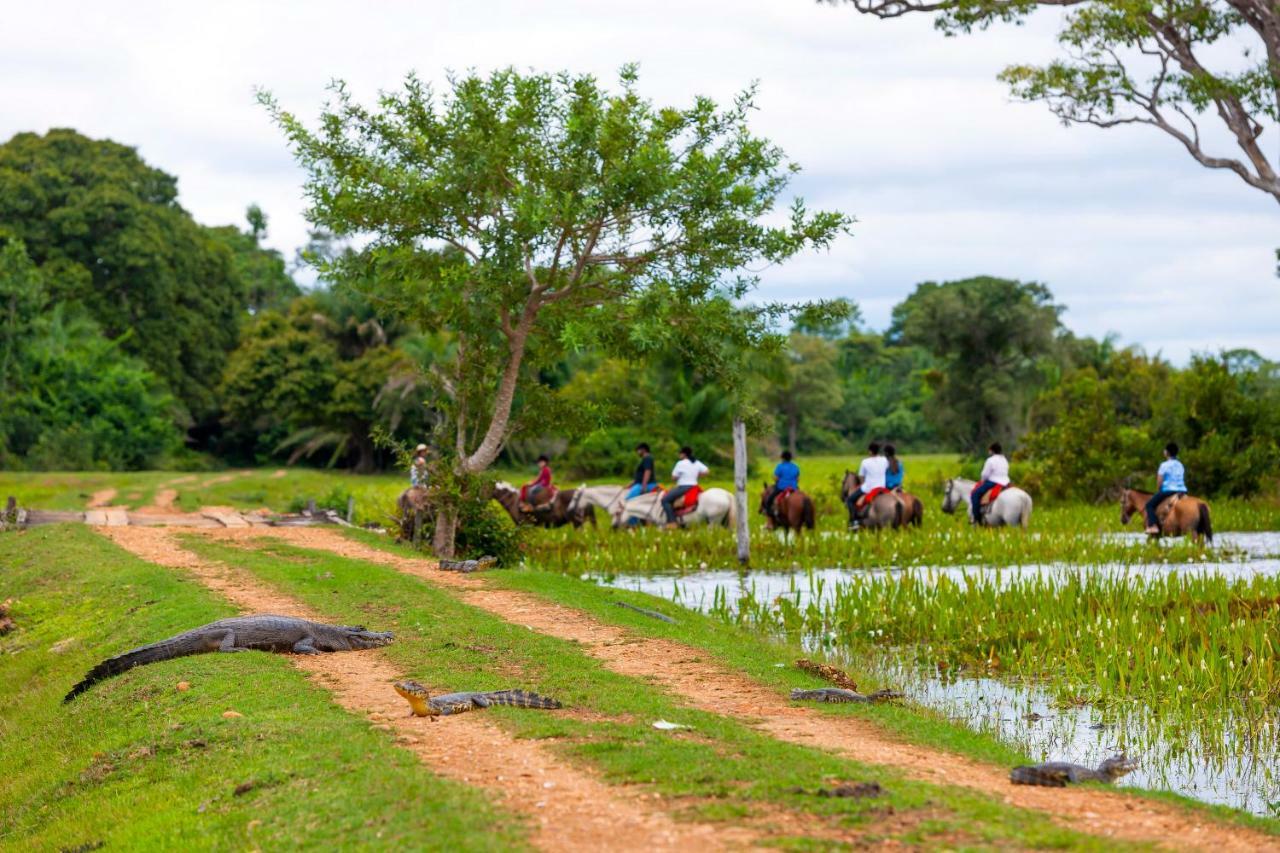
[346,496,355,524]
[733,417,749,566]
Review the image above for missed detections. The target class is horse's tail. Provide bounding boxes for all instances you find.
[725,493,736,528]
[1019,494,1032,529]
[1197,502,1213,544]
[911,497,924,527]
[803,495,815,530]
[893,498,903,529]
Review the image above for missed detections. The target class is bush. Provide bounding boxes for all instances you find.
[561,427,677,479]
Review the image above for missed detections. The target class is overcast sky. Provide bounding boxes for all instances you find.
[4,0,1276,360]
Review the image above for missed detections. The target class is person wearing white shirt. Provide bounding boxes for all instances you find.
[845,441,888,528]
[663,446,708,526]
[971,442,1010,523]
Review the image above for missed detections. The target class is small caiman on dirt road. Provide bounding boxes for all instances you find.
[1010,755,1138,787]
[394,680,562,718]
[789,687,903,703]
[65,615,393,701]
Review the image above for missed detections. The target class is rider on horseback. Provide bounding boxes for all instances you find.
[764,451,800,519]
[884,444,903,491]
[519,455,554,512]
[1145,442,1187,535]
[662,446,708,528]
[846,441,887,529]
[626,443,659,500]
[970,442,1010,524]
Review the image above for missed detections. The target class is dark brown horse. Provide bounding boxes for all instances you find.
[493,482,596,529]
[759,484,816,534]
[1120,488,1212,543]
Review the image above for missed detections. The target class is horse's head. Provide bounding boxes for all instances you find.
[840,470,858,500]
[568,484,587,515]
[941,479,957,514]
[758,481,771,514]
[1119,489,1137,525]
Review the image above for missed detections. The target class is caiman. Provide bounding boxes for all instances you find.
[438,556,497,573]
[65,615,393,701]
[393,680,562,718]
[790,687,903,703]
[1009,754,1137,787]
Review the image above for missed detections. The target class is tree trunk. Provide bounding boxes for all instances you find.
[733,417,750,566]
[432,506,458,558]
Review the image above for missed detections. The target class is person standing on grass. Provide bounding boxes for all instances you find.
[970,442,1010,524]
[662,446,708,528]
[626,443,659,500]
[1145,442,1187,535]
[884,444,904,491]
[409,444,429,488]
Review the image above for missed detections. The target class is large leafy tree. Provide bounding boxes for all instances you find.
[832,0,1280,206]
[206,205,300,314]
[262,66,850,553]
[0,129,246,424]
[889,276,1064,451]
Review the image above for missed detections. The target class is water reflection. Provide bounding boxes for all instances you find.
[594,531,1280,818]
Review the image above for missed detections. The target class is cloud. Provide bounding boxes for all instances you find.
[2,0,1274,361]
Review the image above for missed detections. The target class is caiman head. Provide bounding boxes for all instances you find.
[325,624,394,651]
[1096,753,1138,781]
[394,679,439,717]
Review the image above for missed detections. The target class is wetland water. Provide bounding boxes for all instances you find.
[596,532,1280,817]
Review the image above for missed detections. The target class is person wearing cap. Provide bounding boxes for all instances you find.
[410,444,429,488]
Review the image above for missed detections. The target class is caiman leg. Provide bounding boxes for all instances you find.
[292,637,322,654]
[218,631,247,652]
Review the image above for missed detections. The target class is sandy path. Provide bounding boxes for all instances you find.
[86,489,117,509]
[98,527,760,852]
[224,527,1280,852]
[133,488,178,516]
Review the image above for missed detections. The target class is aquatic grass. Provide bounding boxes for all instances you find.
[710,568,1280,712]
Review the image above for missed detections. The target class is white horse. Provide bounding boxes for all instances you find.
[942,478,1033,528]
[570,483,734,528]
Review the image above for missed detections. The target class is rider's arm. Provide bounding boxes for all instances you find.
[979,457,993,482]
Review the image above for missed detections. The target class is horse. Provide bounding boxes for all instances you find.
[840,470,904,530]
[612,486,735,528]
[759,483,815,534]
[1120,488,1212,543]
[493,481,595,528]
[567,483,629,521]
[941,478,1032,528]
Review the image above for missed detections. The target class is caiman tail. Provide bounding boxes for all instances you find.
[1008,765,1068,787]
[483,689,562,710]
[64,635,204,702]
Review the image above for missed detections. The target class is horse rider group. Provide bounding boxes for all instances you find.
[841,441,906,529]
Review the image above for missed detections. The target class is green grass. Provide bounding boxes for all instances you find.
[185,533,1132,849]
[0,525,526,851]
[334,528,1280,838]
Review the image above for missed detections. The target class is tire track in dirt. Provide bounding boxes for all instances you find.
[99,526,761,852]
[226,527,1279,852]
[86,489,117,509]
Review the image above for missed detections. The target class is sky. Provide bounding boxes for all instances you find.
[3,0,1276,361]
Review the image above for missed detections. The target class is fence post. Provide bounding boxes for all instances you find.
[733,417,749,566]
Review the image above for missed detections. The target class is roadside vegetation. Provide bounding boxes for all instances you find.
[0,525,524,851]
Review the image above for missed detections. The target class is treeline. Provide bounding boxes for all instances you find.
[2,129,1277,500]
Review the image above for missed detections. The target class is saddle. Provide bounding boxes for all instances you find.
[971,483,1006,507]
[674,485,702,517]
[770,487,796,518]
[520,485,559,513]
[1155,493,1184,521]
[855,486,890,510]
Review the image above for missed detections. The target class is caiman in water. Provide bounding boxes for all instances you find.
[1010,754,1137,787]
[65,615,393,701]
[394,680,562,718]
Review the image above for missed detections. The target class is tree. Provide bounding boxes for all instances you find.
[832,0,1280,206]
[762,332,845,454]
[262,66,850,554]
[0,129,247,424]
[889,276,1063,451]
[206,206,300,313]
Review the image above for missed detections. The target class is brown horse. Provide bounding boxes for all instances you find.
[840,470,904,530]
[493,482,595,529]
[759,484,816,534]
[1120,488,1212,543]
[898,491,924,527]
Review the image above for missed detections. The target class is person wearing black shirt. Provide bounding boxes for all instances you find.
[626,443,658,500]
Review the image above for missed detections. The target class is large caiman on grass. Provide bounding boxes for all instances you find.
[65,615,393,702]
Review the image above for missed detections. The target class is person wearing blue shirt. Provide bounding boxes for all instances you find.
[884,444,904,490]
[1145,442,1187,534]
[764,451,800,517]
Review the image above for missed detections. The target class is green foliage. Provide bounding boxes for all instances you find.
[761,332,845,453]
[0,129,247,422]
[890,276,1064,452]
[205,205,300,313]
